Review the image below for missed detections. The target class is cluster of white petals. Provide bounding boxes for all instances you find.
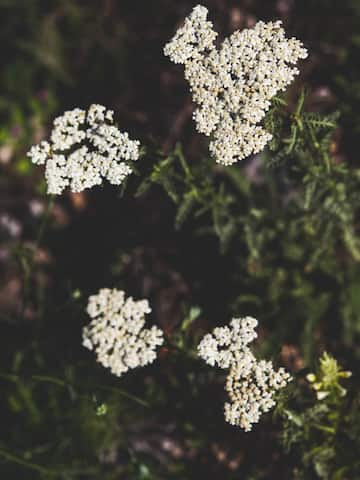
[197,316,258,368]
[27,104,140,194]
[197,317,291,431]
[225,356,291,431]
[163,5,217,64]
[164,5,308,165]
[82,288,164,377]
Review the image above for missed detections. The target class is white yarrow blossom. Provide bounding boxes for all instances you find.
[82,288,164,377]
[224,358,291,431]
[197,316,258,369]
[164,5,308,165]
[27,104,141,194]
[197,316,291,431]
[163,5,217,64]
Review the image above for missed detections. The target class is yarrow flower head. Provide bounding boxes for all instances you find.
[82,288,164,377]
[225,357,291,431]
[197,316,258,369]
[27,104,141,194]
[163,5,217,64]
[197,316,291,431]
[164,5,308,165]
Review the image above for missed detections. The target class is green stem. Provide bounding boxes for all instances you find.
[163,335,197,360]
[0,448,56,476]
[19,195,55,318]
[312,423,336,434]
[0,372,149,407]
[36,195,55,248]
[323,152,331,173]
[0,448,98,477]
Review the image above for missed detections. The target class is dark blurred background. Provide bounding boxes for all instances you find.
[1,1,360,478]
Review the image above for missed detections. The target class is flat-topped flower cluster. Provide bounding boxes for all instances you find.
[197,316,258,369]
[164,5,308,165]
[83,288,164,377]
[198,317,291,431]
[224,357,291,431]
[27,104,140,194]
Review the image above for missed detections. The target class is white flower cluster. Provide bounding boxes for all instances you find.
[198,317,291,431]
[82,288,164,377]
[164,5,308,165]
[197,316,258,369]
[27,104,140,194]
[163,5,217,64]
[224,356,291,431]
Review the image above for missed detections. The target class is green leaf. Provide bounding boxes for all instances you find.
[175,191,197,229]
